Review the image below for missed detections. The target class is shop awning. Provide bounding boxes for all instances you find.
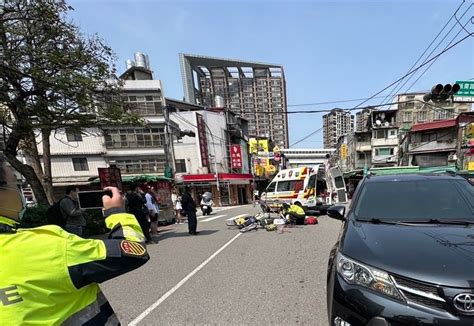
[181,173,253,183]
[411,119,457,132]
[89,174,172,184]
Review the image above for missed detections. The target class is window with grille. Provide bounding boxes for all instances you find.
[122,94,163,116]
[104,128,165,148]
[435,109,454,120]
[417,111,428,122]
[114,158,166,174]
[72,158,89,171]
[175,159,187,173]
[403,111,412,122]
[66,129,83,142]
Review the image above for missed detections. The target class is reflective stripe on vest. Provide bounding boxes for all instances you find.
[62,291,119,326]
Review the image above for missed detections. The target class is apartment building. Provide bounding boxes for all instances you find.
[323,108,354,149]
[180,53,288,147]
[397,92,471,131]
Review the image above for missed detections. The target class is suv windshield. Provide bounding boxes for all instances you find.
[354,179,474,221]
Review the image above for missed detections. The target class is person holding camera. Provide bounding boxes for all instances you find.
[0,155,149,325]
[60,185,86,236]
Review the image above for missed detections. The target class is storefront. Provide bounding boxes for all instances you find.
[177,173,253,206]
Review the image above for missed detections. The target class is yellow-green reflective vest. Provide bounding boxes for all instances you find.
[0,212,149,325]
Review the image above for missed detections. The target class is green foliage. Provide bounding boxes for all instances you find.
[0,1,142,204]
[20,205,49,228]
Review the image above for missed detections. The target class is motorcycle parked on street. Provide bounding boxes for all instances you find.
[200,192,214,216]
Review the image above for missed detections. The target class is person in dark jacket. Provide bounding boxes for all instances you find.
[60,186,86,236]
[126,184,154,244]
[181,185,198,235]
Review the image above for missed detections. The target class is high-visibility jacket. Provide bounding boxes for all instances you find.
[0,209,150,325]
[286,204,305,216]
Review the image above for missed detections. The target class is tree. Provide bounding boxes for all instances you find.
[0,1,139,205]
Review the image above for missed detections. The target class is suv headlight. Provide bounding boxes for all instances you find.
[336,253,403,301]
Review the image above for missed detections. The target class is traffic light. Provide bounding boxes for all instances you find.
[423,83,460,102]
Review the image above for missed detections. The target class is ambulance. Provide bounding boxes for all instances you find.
[261,164,347,213]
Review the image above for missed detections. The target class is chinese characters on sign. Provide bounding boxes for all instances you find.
[456,81,474,97]
[196,113,209,168]
[230,144,242,169]
[98,167,123,190]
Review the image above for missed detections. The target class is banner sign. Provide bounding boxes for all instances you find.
[196,113,209,168]
[230,144,242,169]
[98,167,123,190]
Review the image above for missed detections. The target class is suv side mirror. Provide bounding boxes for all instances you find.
[327,206,346,221]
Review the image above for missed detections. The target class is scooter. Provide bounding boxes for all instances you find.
[200,193,214,216]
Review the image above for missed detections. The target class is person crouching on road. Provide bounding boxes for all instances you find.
[282,203,306,225]
[181,185,199,235]
[0,154,150,325]
[60,185,86,236]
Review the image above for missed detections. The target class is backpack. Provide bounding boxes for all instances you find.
[306,217,318,225]
[47,198,67,227]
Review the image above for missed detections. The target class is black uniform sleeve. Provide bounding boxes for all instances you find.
[66,211,150,289]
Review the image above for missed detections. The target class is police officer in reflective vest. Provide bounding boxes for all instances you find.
[0,154,149,325]
[282,203,306,225]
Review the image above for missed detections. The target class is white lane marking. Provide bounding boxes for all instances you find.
[129,232,243,326]
[201,214,226,222]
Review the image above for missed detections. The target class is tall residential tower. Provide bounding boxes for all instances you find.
[323,108,354,149]
[180,53,288,147]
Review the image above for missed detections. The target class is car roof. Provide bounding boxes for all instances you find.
[365,173,466,183]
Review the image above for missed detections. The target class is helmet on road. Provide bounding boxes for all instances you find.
[0,154,24,222]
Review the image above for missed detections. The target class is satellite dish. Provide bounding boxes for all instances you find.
[384,121,390,127]
[376,119,382,126]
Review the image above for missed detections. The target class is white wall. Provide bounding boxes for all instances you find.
[37,128,106,155]
[171,111,228,174]
[49,156,108,178]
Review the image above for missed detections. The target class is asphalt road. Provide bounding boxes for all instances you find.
[101,205,343,325]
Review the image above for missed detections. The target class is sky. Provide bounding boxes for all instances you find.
[68,0,473,148]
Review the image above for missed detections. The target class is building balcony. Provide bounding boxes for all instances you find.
[371,138,398,147]
[356,142,371,151]
[408,140,456,153]
[372,155,397,164]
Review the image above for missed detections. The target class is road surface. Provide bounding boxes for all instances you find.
[101,204,343,325]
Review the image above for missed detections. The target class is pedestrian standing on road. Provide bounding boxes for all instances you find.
[172,188,184,224]
[181,185,199,235]
[0,153,150,324]
[145,187,159,236]
[60,185,86,237]
[127,183,154,244]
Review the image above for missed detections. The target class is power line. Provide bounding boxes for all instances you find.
[286,95,392,107]
[289,99,467,147]
[378,0,468,106]
[290,126,324,148]
[403,5,473,94]
[172,111,227,143]
[235,99,473,115]
[348,31,473,111]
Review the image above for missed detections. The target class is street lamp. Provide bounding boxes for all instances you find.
[209,153,220,192]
